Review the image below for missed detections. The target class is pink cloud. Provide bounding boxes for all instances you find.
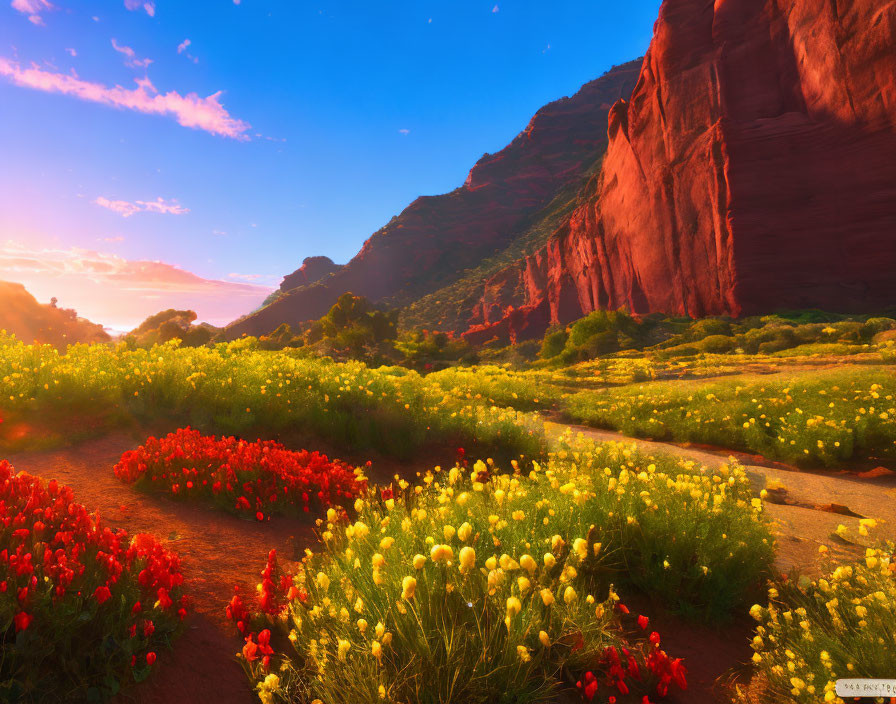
[0,241,272,330]
[176,38,199,64]
[94,196,189,218]
[124,0,155,17]
[0,57,250,139]
[11,0,55,25]
[111,38,152,69]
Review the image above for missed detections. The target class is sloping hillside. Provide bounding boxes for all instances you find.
[0,281,110,348]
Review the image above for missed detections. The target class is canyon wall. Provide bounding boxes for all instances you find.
[465,0,896,343]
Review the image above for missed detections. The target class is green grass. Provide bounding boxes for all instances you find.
[562,366,896,467]
[0,336,544,462]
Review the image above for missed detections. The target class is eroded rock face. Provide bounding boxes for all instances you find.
[225,61,642,338]
[465,0,896,344]
[279,256,342,293]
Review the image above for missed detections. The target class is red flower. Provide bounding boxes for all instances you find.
[113,429,364,519]
[14,611,32,632]
[157,587,173,609]
[584,680,598,700]
[94,586,112,604]
[146,652,157,666]
[637,614,649,630]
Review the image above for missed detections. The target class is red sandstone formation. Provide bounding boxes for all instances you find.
[465,0,896,344]
[225,61,642,338]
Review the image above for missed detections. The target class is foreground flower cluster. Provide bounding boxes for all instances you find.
[0,460,188,701]
[114,428,366,520]
[228,436,774,703]
[746,528,896,704]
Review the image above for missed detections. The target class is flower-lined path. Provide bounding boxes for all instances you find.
[11,423,894,704]
[547,421,896,572]
[7,433,313,704]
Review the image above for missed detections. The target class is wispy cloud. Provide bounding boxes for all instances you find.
[94,196,189,218]
[0,241,272,329]
[65,47,77,57]
[492,4,499,12]
[11,0,55,25]
[102,236,125,243]
[227,272,278,283]
[123,0,155,17]
[111,38,152,69]
[398,128,410,135]
[176,38,199,64]
[0,57,251,139]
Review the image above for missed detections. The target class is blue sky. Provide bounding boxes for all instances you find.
[0,0,661,329]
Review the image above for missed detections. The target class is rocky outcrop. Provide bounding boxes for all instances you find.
[279,256,342,293]
[465,0,896,344]
[225,61,642,338]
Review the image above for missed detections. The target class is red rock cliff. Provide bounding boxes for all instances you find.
[226,61,642,338]
[465,0,896,344]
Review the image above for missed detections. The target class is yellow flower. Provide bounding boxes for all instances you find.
[316,572,330,591]
[517,576,531,593]
[353,521,370,540]
[519,554,536,574]
[573,538,588,560]
[540,588,554,606]
[457,522,473,542]
[563,586,577,604]
[357,618,368,633]
[413,554,426,570]
[430,544,454,562]
[401,576,416,600]
[517,645,531,663]
[539,630,550,647]
[505,596,522,627]
[337,638,351,661]
[543,553,556,569]
[371,640,383,663]
[459,546,476,573]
